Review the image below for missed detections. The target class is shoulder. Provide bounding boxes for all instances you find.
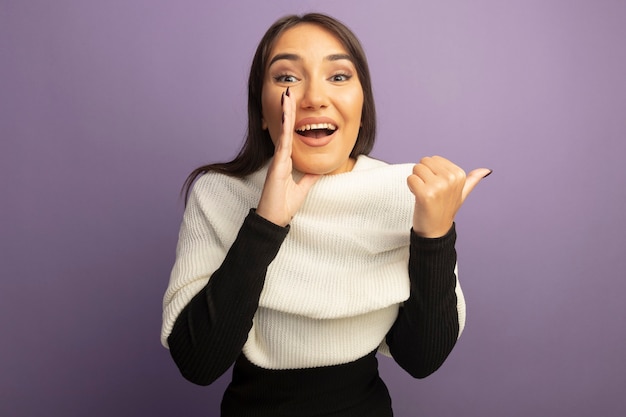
[352,155,414,178]
[184,166,268,220]
[189,165,268,200]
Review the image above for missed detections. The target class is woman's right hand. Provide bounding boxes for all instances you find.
[256,89,320,227]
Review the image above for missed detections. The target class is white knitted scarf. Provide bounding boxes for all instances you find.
[162,155,465,369]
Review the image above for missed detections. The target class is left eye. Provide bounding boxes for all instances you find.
[330,74,351,82]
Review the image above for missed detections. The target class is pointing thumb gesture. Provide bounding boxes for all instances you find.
[462,168,493,202]
[407,156,491,238]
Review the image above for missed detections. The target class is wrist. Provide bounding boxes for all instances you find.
[411,222,455,240]
[412,222,454,239]
[255,206,290,227]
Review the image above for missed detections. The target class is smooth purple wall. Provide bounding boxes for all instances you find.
[2,1,625,416]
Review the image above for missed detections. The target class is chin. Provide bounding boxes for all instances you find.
[293,163,331,175]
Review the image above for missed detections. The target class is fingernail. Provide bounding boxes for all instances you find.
[281,112,285,125]
[286,86,290,97]
[281,91,284,106]
[483,169,493,178]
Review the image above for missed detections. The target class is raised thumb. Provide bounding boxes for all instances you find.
[461,168,492,201]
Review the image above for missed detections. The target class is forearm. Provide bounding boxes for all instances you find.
[167,210,288,385]
[386,224,460,378]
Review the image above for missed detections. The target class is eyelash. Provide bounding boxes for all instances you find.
[273,74,298,83]
[329,73,352,82]
[272,72,353,83]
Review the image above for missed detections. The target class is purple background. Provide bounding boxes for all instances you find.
[2,1,625,416]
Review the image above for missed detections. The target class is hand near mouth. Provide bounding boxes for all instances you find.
[256,89,321,227]
[407,156,492,238]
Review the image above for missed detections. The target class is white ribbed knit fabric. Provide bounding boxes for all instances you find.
[161,155,465,369]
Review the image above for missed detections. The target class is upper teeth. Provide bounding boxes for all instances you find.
[296,123,337,132]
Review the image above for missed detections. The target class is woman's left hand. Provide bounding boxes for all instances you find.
[407,156,491,238]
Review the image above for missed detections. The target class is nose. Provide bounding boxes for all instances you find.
[298,78,329,110]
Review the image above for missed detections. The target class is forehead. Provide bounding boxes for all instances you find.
[269,23,348,56]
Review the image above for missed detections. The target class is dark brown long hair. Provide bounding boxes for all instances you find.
[183,13,377,200]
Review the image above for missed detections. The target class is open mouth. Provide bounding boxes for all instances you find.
[295,123,337,139]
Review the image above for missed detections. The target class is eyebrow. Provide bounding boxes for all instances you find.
[268,53,353,67]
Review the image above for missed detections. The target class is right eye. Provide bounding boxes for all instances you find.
[273,74,298,83]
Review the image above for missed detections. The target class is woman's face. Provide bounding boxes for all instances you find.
[261,23,364,175]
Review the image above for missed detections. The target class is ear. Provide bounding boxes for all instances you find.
[261,117,268,130]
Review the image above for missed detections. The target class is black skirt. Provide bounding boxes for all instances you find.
[221,350,393,417]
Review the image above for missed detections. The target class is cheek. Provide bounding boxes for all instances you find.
[261,84,280,120]
[342,89,364,126]
[266,82,282,99]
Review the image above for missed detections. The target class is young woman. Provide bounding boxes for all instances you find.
[161,13,490,417]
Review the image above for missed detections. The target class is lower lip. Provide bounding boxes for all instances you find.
[295,131,336,148]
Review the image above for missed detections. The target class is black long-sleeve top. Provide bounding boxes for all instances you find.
[167,210,460,387]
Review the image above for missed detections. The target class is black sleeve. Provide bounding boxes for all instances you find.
[385,224,460,379]
[167,210,289,386]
